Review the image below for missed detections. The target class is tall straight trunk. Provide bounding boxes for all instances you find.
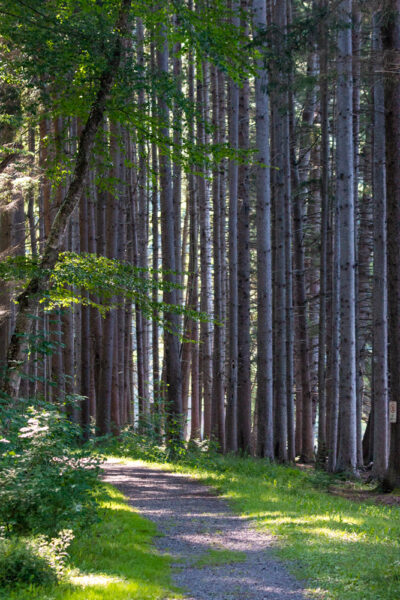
[157,27,183,442]
[211,65,225,450]
[136,19,150,423]
[336,0,357,473]
[89,168,102,419]
[218,68,228,439]
[197,61,213,439]
[237,0,251,453]
[285,157,295,462]
[272,0,288,462]
[189,197,200,441]
[327,194,341,472]
[26,127,37,399]
[80,188,91,436]
[0,182,13,382]
[151,128,161,433]
[226,0,240,453]
[317,0,329,462]
[180,44,194,438]
[186,36,200,441]
[382,0,400,489]
[64,189,78,421]
[27,128,37,257]
[285,0,297,464]
[172,28,183,302]
[352,5,364,469]
[290,71,315,462]
[96,123,120,436]
[131,159,147,429]
[124,303,133,425]
[254,0,273,460]
[113,146,127,435]
[2,0,132,401]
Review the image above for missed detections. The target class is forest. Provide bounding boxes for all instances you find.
[0,0,400,599]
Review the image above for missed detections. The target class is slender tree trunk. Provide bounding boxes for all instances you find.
[382,0,400,489]
[352,5,364,469]
[272,0,288,462]
[226,0,240,453]
[335,0,357,473]
[253,0,273,460]
[151,119,161,435]
[80,188,91,437]
[97,123,120,436]
[2,0,132,401]
[211,64,225,450]
[237,0,251,453]
[136,19,150,424]
[197,61,213,439]
[317,0,329,463]
[157,26,183,442]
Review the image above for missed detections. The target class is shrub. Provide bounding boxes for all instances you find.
[0,530,73,587]
[0,406,102,535]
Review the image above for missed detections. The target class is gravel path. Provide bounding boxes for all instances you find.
[102,460,309,600]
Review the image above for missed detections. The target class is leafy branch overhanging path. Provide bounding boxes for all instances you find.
[103,460,309,600]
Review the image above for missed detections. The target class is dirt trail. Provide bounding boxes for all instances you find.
[102,460,309,600]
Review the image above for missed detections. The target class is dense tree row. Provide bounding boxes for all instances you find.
[0,0,399,487]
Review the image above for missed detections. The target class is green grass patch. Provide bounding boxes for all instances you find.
[107,451,400,600]
[193,547,246,568]
[2,484,181,600]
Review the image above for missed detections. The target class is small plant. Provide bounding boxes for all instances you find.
[0,529,73,587]
[0,405,101,535]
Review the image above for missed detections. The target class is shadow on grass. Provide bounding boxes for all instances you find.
[3,484,181,600]
[152,454,400,600]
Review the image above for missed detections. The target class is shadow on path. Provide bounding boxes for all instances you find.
[102,460,309,600]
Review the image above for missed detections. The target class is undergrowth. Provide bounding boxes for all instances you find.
[104,431,400,600]
[2,484,180,600]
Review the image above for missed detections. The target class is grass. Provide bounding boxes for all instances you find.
[192,548,246,568]
[2,484,181,600]
[106,446,400,600]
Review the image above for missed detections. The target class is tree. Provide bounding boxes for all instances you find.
[382,0,400,489]
[335,0,357,474]
[253,0,273,460]
[2,0,133,402]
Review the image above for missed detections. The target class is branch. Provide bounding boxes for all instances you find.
[2,0,132,403]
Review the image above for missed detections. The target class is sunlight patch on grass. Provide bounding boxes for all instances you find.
[114,454,400,600]
[193,547,246,567]
[4,483,182,600]
[69,573,126,587]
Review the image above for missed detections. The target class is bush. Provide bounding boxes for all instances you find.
[103,425,221,466]
[0,530,73,587]
[0,406,102,535]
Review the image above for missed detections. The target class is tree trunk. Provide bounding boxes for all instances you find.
[253,0,273,460]
[237,0,251,453]
[157,26,183,443]
[197,61,213,439]
[382,0,400,489]
[272,0,288,462]
[211,64,225,451]
[317,1,329,463]
[226,0,240,453]
[2,0,132,402]
[335,0,357,474]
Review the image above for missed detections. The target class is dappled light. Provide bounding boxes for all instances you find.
[1,0,400,598]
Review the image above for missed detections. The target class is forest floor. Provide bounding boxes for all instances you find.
[327,480,400,507]
[103,459,308,600]
[102,451,400,600]
[4,483,179,600]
